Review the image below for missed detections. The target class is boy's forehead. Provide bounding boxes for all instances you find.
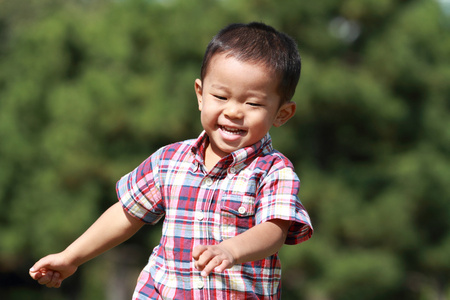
[207,52,279,78]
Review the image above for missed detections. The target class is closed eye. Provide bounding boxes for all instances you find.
[247,102,263,107]
[213,95,227,100]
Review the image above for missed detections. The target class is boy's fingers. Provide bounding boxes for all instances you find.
[46,272,61,288]
[37,271,61,288]
[214,259,232,273]
[54,280,62,288]
[29,258,50,281]
[29,268,42,280]
[200,257,224,277]
[194,248,214,270]
[36,270,52,285]
[192,245,207,260]
[30,257,52,274]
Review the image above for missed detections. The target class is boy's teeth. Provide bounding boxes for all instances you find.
[222,126,241,134]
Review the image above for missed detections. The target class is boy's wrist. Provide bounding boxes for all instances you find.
[218,239,239,265]
[62,246,84,267]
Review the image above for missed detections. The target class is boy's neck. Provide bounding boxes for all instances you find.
[204,145,223,171]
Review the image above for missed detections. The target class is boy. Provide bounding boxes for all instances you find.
[30,22,313,299]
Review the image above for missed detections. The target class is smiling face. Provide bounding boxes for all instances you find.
[195,52,296,165]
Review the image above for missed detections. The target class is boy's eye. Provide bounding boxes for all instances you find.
[213,95,227,100]
[248,102,262,107]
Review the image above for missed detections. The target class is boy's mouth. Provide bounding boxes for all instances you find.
[219,126,245,136]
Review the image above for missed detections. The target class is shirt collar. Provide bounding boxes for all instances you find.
[191,131,273,174]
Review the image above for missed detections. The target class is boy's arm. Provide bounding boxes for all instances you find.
[29,202,144,288]
[192,218,290,277]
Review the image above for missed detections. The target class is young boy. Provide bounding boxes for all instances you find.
[30,22,313,299]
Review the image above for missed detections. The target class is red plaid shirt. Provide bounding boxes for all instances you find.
[116,131,313,299]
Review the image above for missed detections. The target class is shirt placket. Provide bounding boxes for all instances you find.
[193,172,217,298]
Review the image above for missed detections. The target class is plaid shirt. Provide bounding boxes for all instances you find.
[116,131,313,300]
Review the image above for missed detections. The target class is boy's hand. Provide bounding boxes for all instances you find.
[29,253,78,288]
[192,244,235,277]
[192,219,291,277]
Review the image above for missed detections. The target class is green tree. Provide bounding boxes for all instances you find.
[0,0,449,299]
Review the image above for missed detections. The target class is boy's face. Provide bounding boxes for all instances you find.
[195,52,296,159]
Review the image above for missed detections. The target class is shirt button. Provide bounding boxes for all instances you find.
[204,177,213,187]
[196,212,204,221]
[238,206,246,214]
[196,280,204,289]
[229,167,236,174]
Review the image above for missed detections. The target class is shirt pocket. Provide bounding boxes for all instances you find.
[220,194,256,240]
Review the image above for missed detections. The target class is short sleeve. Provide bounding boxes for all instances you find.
[116,150,166,224]
[255,167,313,245]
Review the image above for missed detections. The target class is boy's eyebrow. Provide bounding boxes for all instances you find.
[210,83,228,90]
[210,84,270,100]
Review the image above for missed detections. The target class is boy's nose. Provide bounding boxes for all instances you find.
[224,103,244,119]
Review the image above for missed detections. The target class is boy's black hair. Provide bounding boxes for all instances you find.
[200,22,301,103]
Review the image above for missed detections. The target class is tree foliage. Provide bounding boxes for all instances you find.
[0,0,449,299]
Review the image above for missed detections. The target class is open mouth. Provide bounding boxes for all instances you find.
[220,126,245,136]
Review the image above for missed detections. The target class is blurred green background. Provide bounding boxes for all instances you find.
[1,0,449,299]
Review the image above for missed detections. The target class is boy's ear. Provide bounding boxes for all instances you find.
[195,79,203,111]
[273,101,296,127]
